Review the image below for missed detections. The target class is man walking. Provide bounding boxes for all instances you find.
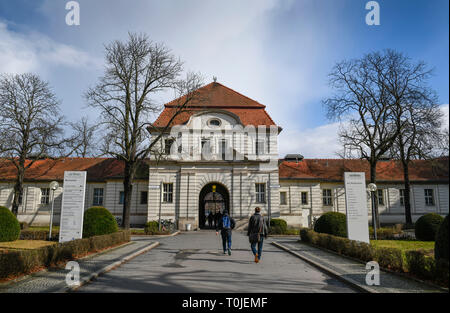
[216,210,235,255]
[247,207,269,263]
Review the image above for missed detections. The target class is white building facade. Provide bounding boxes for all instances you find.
[0,83,448,227]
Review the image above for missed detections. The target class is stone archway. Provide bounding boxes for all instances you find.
[198,182,230,229]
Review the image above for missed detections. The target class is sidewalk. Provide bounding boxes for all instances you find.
[272,238,446,293]
[0,237,158,293]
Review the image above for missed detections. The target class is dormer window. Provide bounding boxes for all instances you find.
[208,118,221,127]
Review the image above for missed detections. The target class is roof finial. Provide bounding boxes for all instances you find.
[213,76,217,83]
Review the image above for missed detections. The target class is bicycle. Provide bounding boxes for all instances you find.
[160,219,176,232]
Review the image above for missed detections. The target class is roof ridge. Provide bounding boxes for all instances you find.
[213,82,266,108]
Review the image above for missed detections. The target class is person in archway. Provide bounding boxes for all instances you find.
[247,207,269,263]
[216,210,235,255]
[207,210,213,228]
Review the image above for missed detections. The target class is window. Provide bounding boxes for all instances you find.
[208,118,221,127]
[280,192,287,205]
[164,138,174,155]
[220,139,227,160]
[163,183,173,203]
[322,189,332,206]
[424,189,434,206]
[399,189,406,206]
[377,189,384,205]
[140,191,148,205]
[93,188,104,206]
[201,138,211,159]
[119,191,125,204]
[255,183,266,203]
[255,139,265,155]
[40,188,50,204]
[301,192,308,205]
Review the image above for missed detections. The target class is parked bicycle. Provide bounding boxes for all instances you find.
[160,219,176,232]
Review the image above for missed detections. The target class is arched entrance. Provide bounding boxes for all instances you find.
[198,183,230,229]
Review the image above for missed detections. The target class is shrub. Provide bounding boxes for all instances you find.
[0,230,130,279]
[0,206,21,242]
[435,215,449,261]
[415,213,444,241]
[144,221,160,234]
[314,212,347,237]
[434,258,449,286]
[82,207,118,238]
[269,219,288,235]
[375,247,403,271]
[20,229,59,241]
[405,250,435,280]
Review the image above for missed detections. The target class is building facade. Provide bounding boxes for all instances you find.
[0,83,448,227]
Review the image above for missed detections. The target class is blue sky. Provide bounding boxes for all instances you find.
[0,0,448,157]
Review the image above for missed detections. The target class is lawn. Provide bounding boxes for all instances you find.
[370,240,434,253]
[28,226,60,232]
[0,240,57,250]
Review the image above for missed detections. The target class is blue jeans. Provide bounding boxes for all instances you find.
[251,237,264,259]
[221,230,232,252]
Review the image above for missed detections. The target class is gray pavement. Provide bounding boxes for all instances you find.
[0,239,156,293]
[76,231,355,293]
[274,238,445,293]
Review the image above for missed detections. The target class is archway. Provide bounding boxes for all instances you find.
[198,183,230,229]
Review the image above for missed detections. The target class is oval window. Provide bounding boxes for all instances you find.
[208,119,221,127]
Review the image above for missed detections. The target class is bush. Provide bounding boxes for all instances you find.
[82,207,118,238]
[144,221,160,235]
[0,230,130,279]
[415,213,444,241]
[375,247,404,271]
[0,206,21,242]
[20,229,59,241]
[405,250,435,280]
[269,219,288,235]
[314,212,347,237]
[435,215,449,261]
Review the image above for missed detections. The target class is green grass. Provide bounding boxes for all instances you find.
[0,240,57,250]
[27,226,60,231]
[370,240,434,253]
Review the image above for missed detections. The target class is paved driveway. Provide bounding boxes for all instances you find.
[76,231,355,293]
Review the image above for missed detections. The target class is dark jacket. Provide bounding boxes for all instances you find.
[216,213,235,232]
[247,213,269,238]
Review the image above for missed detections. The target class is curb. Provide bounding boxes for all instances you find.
[271,241,376,293]
[64,241,160,292]
[131,231,181,237]
[0,241,134,289]
[296,240,448,293]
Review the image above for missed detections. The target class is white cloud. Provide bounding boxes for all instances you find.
[278,121,342,158]
[0,21,101,74]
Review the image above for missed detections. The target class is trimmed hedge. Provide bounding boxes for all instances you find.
[269,219,288,235]
[415,213,444,241]
[0,230,130,279]
[300,228,449,286]
[314,212,347,237]
[144,221,160,235]
[0,206,21,242]
[435,215,449,261]
[83,207,118,238]
[20,230,59,241]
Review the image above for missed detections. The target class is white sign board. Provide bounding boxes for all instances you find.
[344,172,370,243]
[59,171,87,243]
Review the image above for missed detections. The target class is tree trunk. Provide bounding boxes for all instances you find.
[370,160,380,228]
[402,160,413,226]
[12,162,25,216]
[122,161,134,229]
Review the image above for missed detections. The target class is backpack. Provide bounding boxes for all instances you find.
[223,215,231,229]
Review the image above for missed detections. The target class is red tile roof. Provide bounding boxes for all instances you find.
[0,157,447,184]
[0,158,148,182]
[152,82,277,127]
[279,158,449,183]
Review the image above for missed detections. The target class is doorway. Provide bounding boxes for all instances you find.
[198,183,230,229]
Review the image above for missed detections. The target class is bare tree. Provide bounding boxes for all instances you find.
[323,50,403,228]
[0,73,69,216]
[383,52,442,225]
[68,116,99,157]
[85,32,203,229]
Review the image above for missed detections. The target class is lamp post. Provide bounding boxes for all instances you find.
[49,181,59,241]
[368,183,377,240]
